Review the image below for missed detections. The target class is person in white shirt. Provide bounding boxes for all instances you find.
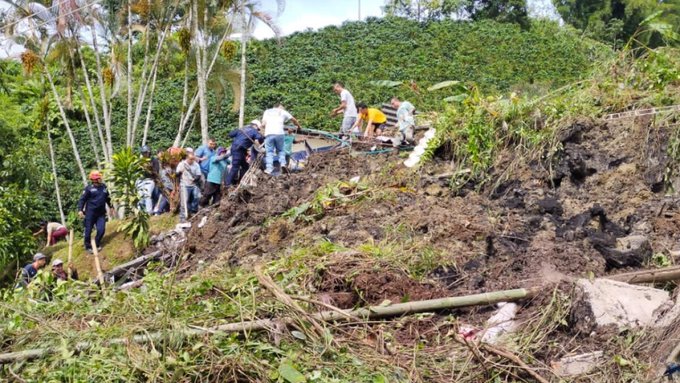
[331,81,358,135]
[261,103,301,175]
[175,153,203,221]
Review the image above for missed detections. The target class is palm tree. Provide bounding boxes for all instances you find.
[236,0,283,128]
[5,1,89,185]
[172,0,282,145]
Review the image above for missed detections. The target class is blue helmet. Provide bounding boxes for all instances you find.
[140,145,151,154]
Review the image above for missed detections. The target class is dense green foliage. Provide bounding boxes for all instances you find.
[553,0,680,47]
[384,0,530,27]
[245,18,608,133]
[0,17,606,278]
[426,46,680,191]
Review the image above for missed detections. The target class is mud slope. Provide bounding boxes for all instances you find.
[184,117,680,302]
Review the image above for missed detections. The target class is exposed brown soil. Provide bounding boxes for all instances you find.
[178,116,680,377]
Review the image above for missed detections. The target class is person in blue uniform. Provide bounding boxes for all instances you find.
[226,120,264,187]
[77,170,115,253]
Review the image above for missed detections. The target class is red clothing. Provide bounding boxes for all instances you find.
[50,227,68,245]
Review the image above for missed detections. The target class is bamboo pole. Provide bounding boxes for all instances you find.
[0,287,537,364]
[91,239,105,287]
[67,230,74,279]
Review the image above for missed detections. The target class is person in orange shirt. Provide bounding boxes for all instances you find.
[352,102,388,139]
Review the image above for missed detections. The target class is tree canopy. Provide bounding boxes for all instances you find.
[553,0,680,47]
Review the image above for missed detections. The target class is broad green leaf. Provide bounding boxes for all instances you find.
[278,361,306,383]
[369,80,403,88]
[640,10,663,26]
[428,80,461,91]
[647,22,680,41]
[443,94,468,103]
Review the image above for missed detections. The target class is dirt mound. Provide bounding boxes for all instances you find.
[182,116,679,306]
[314,256,452,308]
[184,150,399,269]
[183,116,679,301]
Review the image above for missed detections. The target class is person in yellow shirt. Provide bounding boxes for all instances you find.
[352,102,388,139]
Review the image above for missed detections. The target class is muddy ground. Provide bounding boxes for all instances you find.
[180,116,680,378]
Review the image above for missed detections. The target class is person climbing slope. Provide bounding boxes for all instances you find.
[34,221,69,247]
[226,120,264,187]
[201,147,229,206]
[331,81,358,136]
[16,253,47,288]
[77,170,115,253]
[261,103,301,175]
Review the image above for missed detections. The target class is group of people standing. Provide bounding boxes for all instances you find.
[133,102,303,222]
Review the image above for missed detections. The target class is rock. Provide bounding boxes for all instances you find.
[571,278,671,333]
[594,234,652,270]
[616,235,650,252]
[551,351,604,377]
[536,197,563,216]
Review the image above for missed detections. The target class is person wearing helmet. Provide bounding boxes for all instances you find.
[77,170,115,253]
[137,145,160,214]
[226,120,264,187]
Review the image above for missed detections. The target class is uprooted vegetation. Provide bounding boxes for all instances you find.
[3,47,680,382]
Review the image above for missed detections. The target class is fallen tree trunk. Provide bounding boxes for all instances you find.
[102,251,162,281]
[0,287,538,364]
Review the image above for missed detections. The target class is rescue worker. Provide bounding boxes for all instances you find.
[195,139,217,179]
[200,147,229,207]
[352,102,388,138]
[331,81,358,136]
[226,120,265,187]
[176,153,203,222]
[77,170,115,253]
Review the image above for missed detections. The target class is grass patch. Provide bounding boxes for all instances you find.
[41,215,177,280]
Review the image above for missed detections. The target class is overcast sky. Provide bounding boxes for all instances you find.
[252,0,385,39]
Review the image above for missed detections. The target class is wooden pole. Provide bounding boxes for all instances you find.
[0,287,538,364]
[67,229,74,279]
[607,266,680,284]
[91,238,105,287]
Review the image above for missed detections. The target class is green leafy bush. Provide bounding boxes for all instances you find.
[109,148,150,250]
